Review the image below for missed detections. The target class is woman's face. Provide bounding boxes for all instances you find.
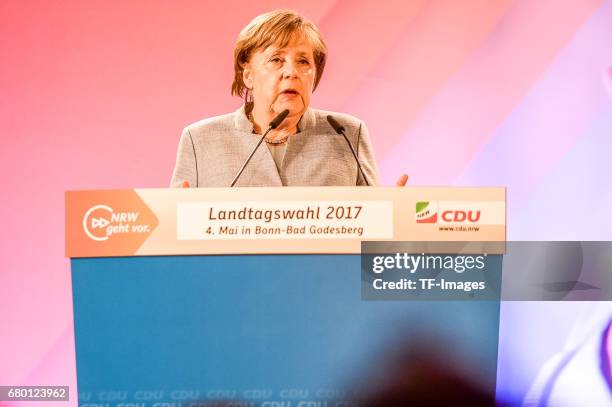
[243,35,316,120]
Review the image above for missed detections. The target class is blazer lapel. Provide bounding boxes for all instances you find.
[282,108,320,186]
[248,141,283,186]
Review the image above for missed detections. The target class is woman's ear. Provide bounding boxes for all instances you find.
[242,63,253,90]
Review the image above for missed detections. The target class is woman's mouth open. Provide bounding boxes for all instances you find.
[279,89,300,98]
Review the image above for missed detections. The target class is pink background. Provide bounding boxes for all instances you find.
[1,0,611,405]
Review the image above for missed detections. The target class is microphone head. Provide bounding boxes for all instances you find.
[326,115,345,134]
[269,109,290,129]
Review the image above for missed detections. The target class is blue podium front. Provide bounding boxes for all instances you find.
[67,188,506,406]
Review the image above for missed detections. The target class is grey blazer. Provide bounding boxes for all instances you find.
[170,105,380,187]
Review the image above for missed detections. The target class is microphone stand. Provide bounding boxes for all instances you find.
[327,115,371,186]
[230,109,289,187]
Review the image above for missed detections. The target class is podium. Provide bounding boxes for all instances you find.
[67,187,505,406]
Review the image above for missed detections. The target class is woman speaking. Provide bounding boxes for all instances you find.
[171,10,405,188]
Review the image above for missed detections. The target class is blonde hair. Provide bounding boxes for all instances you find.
[231,10,327,102]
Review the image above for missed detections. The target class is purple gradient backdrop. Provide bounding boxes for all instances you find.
[1,0,611,405]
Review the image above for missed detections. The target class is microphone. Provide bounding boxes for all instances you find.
[269,109,290,129]
[326,115,370,186]
[230,109,290,187]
